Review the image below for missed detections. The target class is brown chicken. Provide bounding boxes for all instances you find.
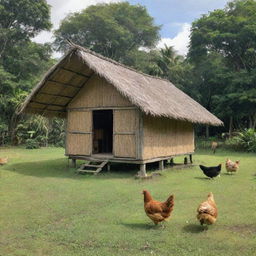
[142,190,174,225]
[0,157,8,165]
[197,192,217,226]
[226,159,240,174]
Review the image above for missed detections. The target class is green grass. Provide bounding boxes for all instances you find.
[0,147,256,256]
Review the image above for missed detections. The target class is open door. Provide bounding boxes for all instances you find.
[66,110,92,156]
[93,110,113,154]
[113,109,138,158]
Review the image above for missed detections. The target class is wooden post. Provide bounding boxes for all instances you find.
[71,158,76,168]
[189,154,193,164]
[140,164,147,177]
[159,160,164,170]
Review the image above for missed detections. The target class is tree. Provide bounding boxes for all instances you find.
[0,42,54,144]
[53,2,160,62]
[0,0,53,144]
[188,0,256,134]
[189,0,256,71]
[0,0,51,59]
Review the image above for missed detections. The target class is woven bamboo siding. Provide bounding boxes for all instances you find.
[66,134,92,155]
[114,109,138,132]
[66,110,92,155]
[113,109,138,158]
[114,135,136,158]
[67,111,92,132]
[142,115,194,159]
[68,75,132,109]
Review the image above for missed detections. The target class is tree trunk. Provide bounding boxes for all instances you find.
[9,113,21,145]
[206,125,209,138]
[229,116,233,138]
[249,114,256,129]
[249,116,252,129]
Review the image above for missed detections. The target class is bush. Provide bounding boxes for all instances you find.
[25,139,40,149]
[224,129,256,152]
[35,135,48,147]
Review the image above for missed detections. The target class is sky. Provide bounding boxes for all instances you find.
[34,0,229,57]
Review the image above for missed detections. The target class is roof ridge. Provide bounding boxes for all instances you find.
[69,44,172,84]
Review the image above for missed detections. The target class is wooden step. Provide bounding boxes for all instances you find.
[83,164,101,168]
[77,161,108,175]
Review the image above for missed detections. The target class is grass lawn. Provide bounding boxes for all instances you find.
[0,147,256,256]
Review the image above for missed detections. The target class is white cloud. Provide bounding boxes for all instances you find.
[33,31,53,43]
[48,0,121,28]
[157,23,191,56]
[33,0,121,44]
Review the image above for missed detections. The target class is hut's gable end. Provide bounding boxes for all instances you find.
[68,75,133,109]
[66,74,139,158]
[142,115,194,159]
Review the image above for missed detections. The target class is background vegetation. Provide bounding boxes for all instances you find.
[0,0,255,148]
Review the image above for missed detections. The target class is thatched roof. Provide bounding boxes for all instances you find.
[19,45,223,126]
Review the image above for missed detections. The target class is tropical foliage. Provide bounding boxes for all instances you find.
[1,0,256,148]
[226,129,256,152]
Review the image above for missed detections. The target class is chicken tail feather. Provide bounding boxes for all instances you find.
[165,194,174,207]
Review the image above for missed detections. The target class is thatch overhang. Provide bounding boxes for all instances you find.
[19,45,223,126]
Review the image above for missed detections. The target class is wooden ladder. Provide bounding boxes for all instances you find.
[76,161,108,175]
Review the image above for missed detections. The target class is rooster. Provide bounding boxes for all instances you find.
[0,157,8,165]
[197,192,218,226]
[142,190,174,225]
[226,159,240,174]
[199,164,222,179]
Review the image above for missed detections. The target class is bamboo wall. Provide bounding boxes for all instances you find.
[142,115,194,160]
[68,75,132,109]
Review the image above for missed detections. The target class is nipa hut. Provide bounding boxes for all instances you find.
[19,45,222,176]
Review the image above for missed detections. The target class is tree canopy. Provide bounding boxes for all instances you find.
[189,0,256,71]
[0,0,51,59]
[188,0,256,133]
[53,2,160,62]
[0,0,54,144]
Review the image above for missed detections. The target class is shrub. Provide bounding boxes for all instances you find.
[35,135,48,147]
[25,139,40,149]
[224,129,256,152]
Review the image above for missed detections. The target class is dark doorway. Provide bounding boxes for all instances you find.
[93,110,113,154]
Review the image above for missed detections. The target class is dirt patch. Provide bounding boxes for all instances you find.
[227,224,256,235]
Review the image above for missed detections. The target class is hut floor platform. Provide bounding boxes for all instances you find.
[67,152,194,165]
[68,152,194,177]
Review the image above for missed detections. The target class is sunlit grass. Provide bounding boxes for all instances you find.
[0,146,256,255]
